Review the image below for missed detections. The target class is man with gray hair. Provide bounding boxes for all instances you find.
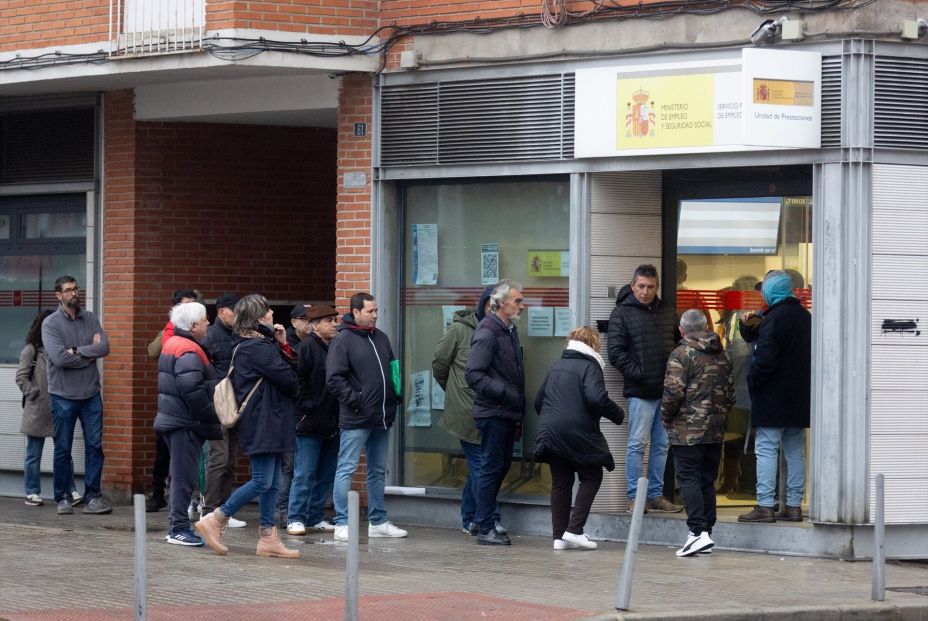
[465,279,525,546]
[661,309,735,556]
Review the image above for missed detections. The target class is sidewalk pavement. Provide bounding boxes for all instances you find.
[0,496,926,621]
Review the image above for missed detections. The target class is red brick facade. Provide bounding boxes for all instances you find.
[101,90,337,498]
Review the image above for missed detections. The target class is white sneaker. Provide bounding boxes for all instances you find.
[676,531,714,557]
[334,525,349,542]
[226,516,247,528]
[368,521,408,538]
[553,538,579,550]
[287,522,306,535]
[561,532,597,549]
[311,520,336,532]
[25,494,43,506]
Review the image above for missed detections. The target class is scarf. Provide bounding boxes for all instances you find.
[565,339,605,370]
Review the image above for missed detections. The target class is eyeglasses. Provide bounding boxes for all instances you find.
[60,286,80,295]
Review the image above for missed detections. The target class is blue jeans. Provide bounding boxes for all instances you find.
[460,439,500,528]
[51,393,104,502]
[288,435,339,526]
[333,428,389,527]
[755,427,806,507]
[625,397,669,501]
[24,435,46,495]
[474,417,515,533]
[221,453,281,528]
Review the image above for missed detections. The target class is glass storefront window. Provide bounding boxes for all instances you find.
[21,211,86,239]
[0,214,9,239]
[401,179,570,499]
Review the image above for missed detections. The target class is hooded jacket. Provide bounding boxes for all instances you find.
[747,296,811,428]
[432,310,481,444]
[232,323,300,455]
[660,331,735,446]
[295,332,340,438]
[154,328,222,441]
[533,344,624,470]
[325,313,399,430]
[464,312,525,422]
[606,284,678,399]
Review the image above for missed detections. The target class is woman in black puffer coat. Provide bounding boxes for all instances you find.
[154,302,220,545]
[534,326,624,551]
[195,294,300,559]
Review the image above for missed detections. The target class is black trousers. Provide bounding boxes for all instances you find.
[548,455,604,540]
[672,443,722,535]
[152,431,171,498]
[165,428,205,534]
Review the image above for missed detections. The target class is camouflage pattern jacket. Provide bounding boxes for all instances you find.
[660,331,735,446]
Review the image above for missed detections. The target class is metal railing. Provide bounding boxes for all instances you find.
[109,0,204,57]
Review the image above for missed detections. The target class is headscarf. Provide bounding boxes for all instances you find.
[761,272,795,307]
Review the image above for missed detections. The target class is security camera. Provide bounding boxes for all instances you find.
[900,18,927,40]
[751,16,787,46]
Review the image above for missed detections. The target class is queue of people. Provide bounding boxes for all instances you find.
[15,265,809,560]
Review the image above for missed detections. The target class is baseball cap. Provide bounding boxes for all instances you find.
[215,293,239,310]
[290,304,311,319]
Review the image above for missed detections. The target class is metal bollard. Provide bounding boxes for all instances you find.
[345,490,360,621]
[615,477,648,611]
[871,473,885,602]
[133,493,147,621]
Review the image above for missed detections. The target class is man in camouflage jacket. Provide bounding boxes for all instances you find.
[660,309,735,556]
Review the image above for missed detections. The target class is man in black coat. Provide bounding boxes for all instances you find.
[286,304,341,536]
[606,264,682,515]
[738,270,811,523]
[326,293,408,541]
[464,279,526,546]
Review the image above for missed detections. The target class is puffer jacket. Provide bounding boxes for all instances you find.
[606,284,678,399]
[233,323,300,455]
[154,329,222,441]
[295,333,339,438]
[326,314,399,430]
[660,331,735,446]
[748,297,811,428]
[465,312,525,422]
[533,345,624,470]
[203,318,236,376]
[16,344,52,438]
[431,310,480,444]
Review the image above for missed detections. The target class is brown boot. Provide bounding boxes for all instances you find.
[776,505,803,522]
[738,505,775,523]
[256,526,300,559]
[195,510,229,555]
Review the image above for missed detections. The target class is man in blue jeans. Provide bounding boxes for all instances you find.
[464,279,526,546]
[41,275,112,515]
[326,293,408,541]
[607,265,683,515]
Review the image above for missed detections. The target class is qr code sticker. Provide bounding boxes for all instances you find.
[481,248,499,285]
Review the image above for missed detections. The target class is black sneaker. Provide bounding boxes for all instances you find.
[146,495,167,513]
[463,522,479,536]
[57,498,74,515]
[82,495,113,514]
[477,528,511,546]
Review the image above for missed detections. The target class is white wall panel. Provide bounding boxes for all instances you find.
[870,163,928,524]
[588,171,663,513]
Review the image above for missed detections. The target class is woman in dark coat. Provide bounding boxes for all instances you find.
[154,301,220,546]
[534,326,624,550]
[196,294,300,559]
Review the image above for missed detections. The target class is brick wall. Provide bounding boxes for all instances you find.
[206,0,379,37]
[101,90,337,498]
[0,1,109,51]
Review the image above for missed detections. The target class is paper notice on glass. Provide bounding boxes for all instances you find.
[431,381,446,411]
[527,306,554,337]
[412,224,438,286]
[406,370,432,427]
[442,305,466,332]
[481,243,499,286]
[555,307,573,337]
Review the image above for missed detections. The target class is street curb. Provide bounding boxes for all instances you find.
[580,601,928,621]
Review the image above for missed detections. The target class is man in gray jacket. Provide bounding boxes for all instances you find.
[42,275,111,515]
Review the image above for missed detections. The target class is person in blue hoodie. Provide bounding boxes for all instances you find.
[326,292,409,542]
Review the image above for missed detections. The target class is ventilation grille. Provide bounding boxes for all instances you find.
[0,108,96,184]
[820,55,842,148]
[380,74,575,166]
[874,56,928,151]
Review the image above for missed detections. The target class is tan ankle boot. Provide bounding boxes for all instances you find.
[256,526,300,559]
[195,510,229,555]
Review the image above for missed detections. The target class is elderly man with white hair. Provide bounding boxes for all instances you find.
[154,301,222,547]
